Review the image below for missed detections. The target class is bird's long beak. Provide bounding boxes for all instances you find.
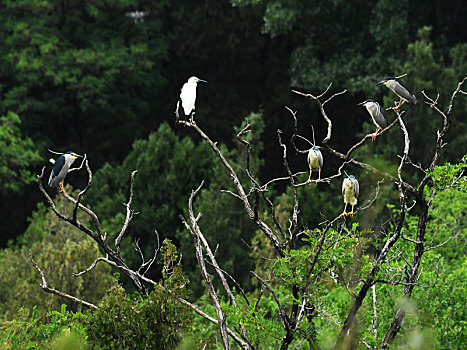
[76,154,84,158]
[198,79,207,83]
[376,80,385,86]
[357,101,366,106]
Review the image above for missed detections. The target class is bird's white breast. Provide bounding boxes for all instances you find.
[309,150,320,168]
[343,180,357,205]
[384,80,397,92]
[180,82,197,115]
[365,103,377,117]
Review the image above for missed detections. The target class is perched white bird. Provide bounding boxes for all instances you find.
[339,175,359,218]
[179,76,207,122]
[306,146,323,183]
[125,11,149,24]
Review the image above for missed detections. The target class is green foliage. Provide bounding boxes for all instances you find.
[189,293,285,349]
[85,240,192,350]
[0,111,41,193]
[1,240,191,350]
[357,166,467,348]
[0,0,169,164]
[418,258,467,349]
[0,306,41,350]
[0,305,88,350]
[0,0,465,348]
[0,198,113,322]
[428,156,467,192]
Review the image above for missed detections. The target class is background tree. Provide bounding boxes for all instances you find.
[0,0,466,348]
[173,77,466,349]
[0,198,112,322]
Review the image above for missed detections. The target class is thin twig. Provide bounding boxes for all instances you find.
[30,255,98,309]
[115,170,138,255]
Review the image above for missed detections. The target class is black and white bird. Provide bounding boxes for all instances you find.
[306,146,323,183]
[179,76,207,123]
[48,151,82,193]
[125,11,149,24]
[357,99,389,141]
[339,175,359,219]
[377,77,417,109]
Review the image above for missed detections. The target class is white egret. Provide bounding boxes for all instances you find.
[179,76,207,122]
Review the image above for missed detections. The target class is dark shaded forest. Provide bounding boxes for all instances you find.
[0,0,466,349]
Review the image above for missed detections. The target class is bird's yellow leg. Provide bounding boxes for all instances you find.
[59,181,67,195]
[306,163,313,184]
[316,167,321,182]
[395,98,406,111]
[372,127,381,141]
[349,204,355,217]
[338,203,348,219]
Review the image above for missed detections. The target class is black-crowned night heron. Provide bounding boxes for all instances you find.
[48,151,82,193]
[339,175,359,218]
[306,146,323,183]
[357,99,389,141]
[377,77,417,110]
[180,76,207,122]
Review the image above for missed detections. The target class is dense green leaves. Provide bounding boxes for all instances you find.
[85,242,191,350]
[0,0,465,348]
[0,0,169,165]
[0,199,113,322]
[0,111,41,193]
[1,241,191,350]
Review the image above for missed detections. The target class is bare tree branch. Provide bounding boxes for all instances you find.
[30,254,98,309]
[277,129,299,241]
[175,105,285,258]
[345,117,401,158]
[180,181,233,349]
[72,255,109,277]
[177,298,250,349]
[116,170,138,255]
[38,166,147,295]
[371,285,378,348]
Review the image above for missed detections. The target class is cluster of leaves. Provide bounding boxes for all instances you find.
[0,0,170,165]
[427,155,467,191]
[184,156,466,349]
[0,239,192,350]
[0,198,113,322]
[0,111,41,193]
[0,305,87,350]
[86,241,191,349]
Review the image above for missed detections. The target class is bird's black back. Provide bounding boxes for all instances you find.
[394,77,412,93]
[52,154,66,177]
